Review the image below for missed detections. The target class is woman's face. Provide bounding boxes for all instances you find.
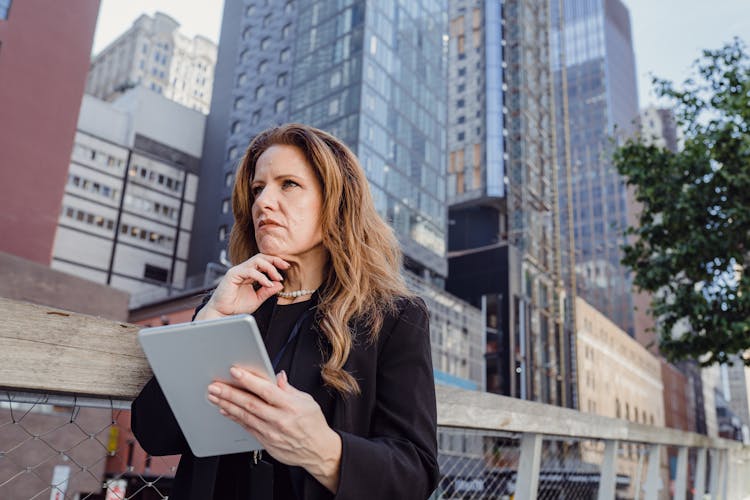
[250,144,325,258]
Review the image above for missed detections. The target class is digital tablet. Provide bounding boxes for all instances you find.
[137,314,275,457]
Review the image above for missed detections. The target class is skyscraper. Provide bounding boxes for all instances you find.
[86,12,217,114]
[189,0,484,389]
[445,0,567,404]
[552,0,640,337]
[0,0,100,264]
[191,0,448,281]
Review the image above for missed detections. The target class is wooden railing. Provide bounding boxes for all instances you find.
[1,298,748,499]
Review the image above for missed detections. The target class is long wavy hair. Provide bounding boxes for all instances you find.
[228,123,412,396]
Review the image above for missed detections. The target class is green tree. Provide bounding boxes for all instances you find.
[613,38,750,365]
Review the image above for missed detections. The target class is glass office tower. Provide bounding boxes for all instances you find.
[552,0,639,337]
[189,0,484,389]
[191,0,448,281]
[445,0,569,406]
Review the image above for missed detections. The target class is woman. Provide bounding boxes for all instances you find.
[131,124,439,499]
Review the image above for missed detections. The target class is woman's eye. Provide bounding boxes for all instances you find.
[282,179,299,189]
[251,185,263,196]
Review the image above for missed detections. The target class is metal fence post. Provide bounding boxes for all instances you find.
[597,439,619,500]
[694,447,707,499]
[643,444,662,500]
[673,446,688,500]
[515,432,542,500]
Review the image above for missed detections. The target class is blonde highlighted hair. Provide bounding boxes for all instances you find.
[228,123,412,396]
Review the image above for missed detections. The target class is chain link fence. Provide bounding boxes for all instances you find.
[434,429,628,499]
[0,391,179,500]
[1,390,746,499]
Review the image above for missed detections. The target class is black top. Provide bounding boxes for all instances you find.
[131,293,439,500]
[212,299,335,500]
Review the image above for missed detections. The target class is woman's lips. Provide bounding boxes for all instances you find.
[257,221,282,231]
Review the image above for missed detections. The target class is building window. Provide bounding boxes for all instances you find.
[243,27,252,40]
[228,146,239,160]
[237,73,248,86]
[457,99,465,108]
[231,121,242,134]
[328,98,339,116]
[282,23,292,39]
[258,60,268,73]
[277,72,288,86]
[458,67,466,77]
[225,172,234,187]
[279,48,291,63]
[260,37,271,50]
[246,4,256,16]
[218,226,227,241]
[284,1,294,14]
[255,84,265,100]
[234,97,246,110]
[457,132,465,141]
[263,14,272,27]
[274,98,286,113]
[144,264,169,283]
[221,199,230,214]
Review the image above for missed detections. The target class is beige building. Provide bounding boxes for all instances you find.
[86,12,216,114]
[575,297,666,497]
[52,87,204,303]
[638,106,683,153]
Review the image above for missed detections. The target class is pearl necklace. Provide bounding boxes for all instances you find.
[277,288,317,298]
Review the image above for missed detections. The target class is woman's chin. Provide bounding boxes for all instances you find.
[257,241,290,257]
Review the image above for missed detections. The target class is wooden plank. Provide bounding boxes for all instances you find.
[0,298,150,398]
[0,297,747,457]
[435,385,740,450]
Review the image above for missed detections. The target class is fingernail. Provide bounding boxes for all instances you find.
[207,394,219,404]
[281,370,288,382]
[208,384,221,395]
[230,366,242,378]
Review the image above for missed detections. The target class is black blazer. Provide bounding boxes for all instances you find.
[131,295,439,499]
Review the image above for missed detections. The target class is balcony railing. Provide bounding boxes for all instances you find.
[1,297,748,499]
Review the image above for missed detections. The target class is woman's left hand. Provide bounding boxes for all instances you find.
[207,367,342,493]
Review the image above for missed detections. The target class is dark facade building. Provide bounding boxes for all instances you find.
[0,0,100,264]
[551,0,640,338]
[445,0,569,405]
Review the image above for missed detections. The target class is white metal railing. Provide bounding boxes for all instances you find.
[1,298,748,499]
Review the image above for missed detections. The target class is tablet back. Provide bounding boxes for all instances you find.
[138,314,275,457]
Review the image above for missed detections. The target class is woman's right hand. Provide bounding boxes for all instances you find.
[195,254,290,321]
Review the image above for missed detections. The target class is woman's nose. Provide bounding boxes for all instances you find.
[254,186,277,209]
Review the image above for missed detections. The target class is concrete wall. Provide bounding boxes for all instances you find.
[0,251,129,321]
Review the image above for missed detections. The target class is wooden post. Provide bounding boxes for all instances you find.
[597,439,618,500]
[673,446,688,500]
[643,444,662,500]
[708,449,719,499]
[515,432,542,500]
[694,447,707,499]
[717,449,728,500]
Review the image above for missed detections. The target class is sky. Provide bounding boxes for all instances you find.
[92,0,750,109]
